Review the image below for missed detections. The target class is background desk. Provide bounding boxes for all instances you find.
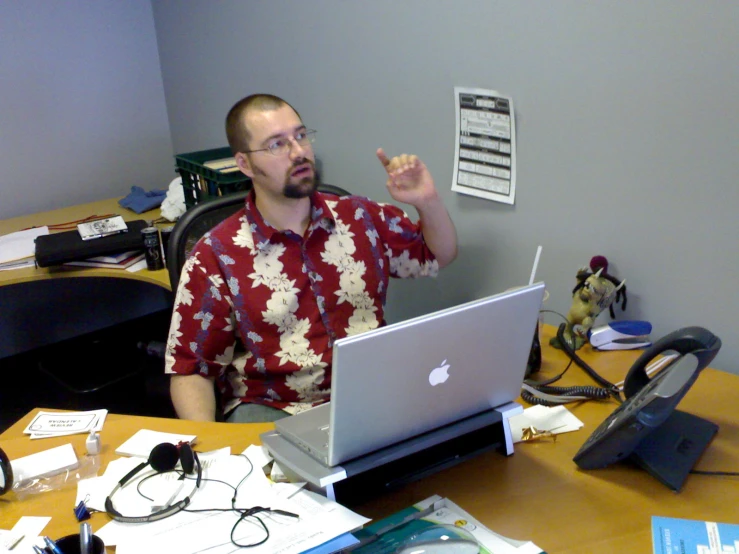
[0,197,172,360]
[1,326,738,553]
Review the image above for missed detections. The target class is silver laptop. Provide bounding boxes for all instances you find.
[275,282,545,467]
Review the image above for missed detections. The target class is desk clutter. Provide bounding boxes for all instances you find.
[1,203,174,273]
[0,427,545,554]
[0,428,370,553]
[33,220,149,268]
[1,326,737,553]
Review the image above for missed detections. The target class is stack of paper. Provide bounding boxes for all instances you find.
[23,409,107,439]
[0,226,48,271]
[63,250,145,269]
[90,432,369,554]
[114,429,197,458]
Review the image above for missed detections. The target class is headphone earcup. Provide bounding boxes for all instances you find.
[179,443,195,475]
[149,443,180,473]
[106,441,200,524]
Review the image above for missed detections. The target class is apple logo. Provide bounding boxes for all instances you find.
[428,359,451,386]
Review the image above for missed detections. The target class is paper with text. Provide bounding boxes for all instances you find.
[452,87,517,204]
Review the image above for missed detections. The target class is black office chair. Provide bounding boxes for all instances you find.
[167,190,250,292]
[167,184,351,291]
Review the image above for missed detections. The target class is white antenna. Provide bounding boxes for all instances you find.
[529,245,542,286]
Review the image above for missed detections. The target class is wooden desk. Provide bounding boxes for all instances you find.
[0,197,171,290]
[1,326,738,553]
[0,198,173,359]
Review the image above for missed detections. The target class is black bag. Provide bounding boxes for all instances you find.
[34,220,148,267]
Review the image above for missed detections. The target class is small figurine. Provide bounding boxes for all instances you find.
[552,255,627,350]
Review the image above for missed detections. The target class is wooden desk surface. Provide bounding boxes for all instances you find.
[0,197,171,290]
[1,326,738,553]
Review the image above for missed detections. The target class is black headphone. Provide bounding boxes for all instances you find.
[0,446,12,496]
[105,442,202,523]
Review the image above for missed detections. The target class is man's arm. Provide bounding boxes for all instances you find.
[414,195,458,269]
[170,374,217,421]
[166,249,234,422]
[376,148,458,268]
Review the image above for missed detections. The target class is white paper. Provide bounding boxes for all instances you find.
[76,474,115,513]
[272,481,307,500]
[77,215,127,240]
[126,259,147,273]
[96,449,369,554]
[103,456,149,481]
[73,457,147,513]
[243,444,272,469]
[0,258,36,271]
[0,226,48,264]
[452,87,517,204]
[115,429,197,458]
[24,409,106,439]
[10,443,79,484]
[508,404,584,443]
[1,517,51,554]
[109,489,368,554]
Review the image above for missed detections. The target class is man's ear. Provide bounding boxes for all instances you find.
[235,152,254,178]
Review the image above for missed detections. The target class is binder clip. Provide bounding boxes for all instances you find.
[74,495,92,521]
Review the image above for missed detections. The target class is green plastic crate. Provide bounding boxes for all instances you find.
[174,146,252,208]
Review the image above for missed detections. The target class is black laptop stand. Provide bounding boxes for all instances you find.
[260,402,522,506]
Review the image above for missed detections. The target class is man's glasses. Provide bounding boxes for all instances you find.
[245,129,317,156]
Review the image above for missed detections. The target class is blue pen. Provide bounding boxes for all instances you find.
[43,536,65,554]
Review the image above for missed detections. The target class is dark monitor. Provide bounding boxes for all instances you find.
[573,326,721,491]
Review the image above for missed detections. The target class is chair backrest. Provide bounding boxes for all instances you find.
[167,184,350,291]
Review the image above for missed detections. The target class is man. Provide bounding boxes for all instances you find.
[166,94,457,422]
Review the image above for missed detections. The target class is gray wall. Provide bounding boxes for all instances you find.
[0,1,174,220]
[150,1,737,374]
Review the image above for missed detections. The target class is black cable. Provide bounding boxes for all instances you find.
[690,470,739,477]
[132,452,292,549]
[521,385,612,406]
[555,323,621,398]
[522,310,622,406]
[525,310,574,386]
[232,513,269,547]
[232,453,254,505]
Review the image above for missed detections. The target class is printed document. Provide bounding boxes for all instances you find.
[452,87,517,204]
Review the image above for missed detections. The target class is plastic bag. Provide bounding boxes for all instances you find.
[12,454,101,500]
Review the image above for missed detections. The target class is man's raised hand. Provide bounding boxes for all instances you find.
[376,148,438,208]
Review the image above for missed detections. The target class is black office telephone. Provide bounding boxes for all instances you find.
[573,326,722,491]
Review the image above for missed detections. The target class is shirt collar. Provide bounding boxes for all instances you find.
[244,189,337,248]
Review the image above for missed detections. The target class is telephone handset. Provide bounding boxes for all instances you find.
[622,326,721,399]
[574,326,721,491]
